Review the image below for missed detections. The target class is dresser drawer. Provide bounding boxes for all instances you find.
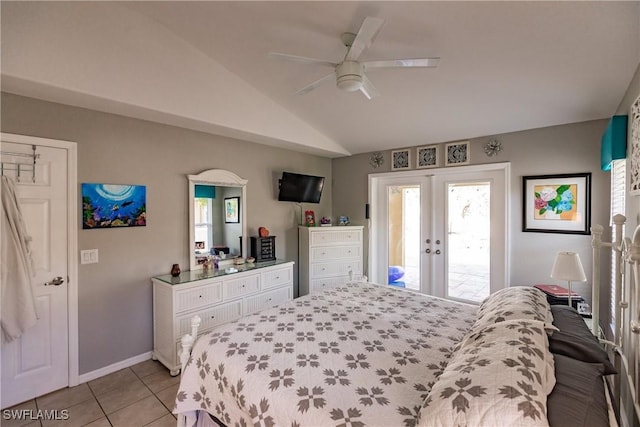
[311,276,349,292]
[311,245,361,262]
[310,230,362,246]
[223,274,260,299]
[311,261,362,278]
[175,282,223,312]
[176,300,243,336]
[261,266,292,290]
[243,286,292,314]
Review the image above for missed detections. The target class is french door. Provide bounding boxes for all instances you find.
[369,164,509,303]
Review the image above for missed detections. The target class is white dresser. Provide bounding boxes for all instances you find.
[298,226,363,296]
[152,260,294,375]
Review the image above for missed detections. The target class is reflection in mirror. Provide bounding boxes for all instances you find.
[188,169,247,270]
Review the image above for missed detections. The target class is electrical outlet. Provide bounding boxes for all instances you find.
[80,249,99,264]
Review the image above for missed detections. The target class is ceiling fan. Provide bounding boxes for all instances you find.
[268,16,440,99]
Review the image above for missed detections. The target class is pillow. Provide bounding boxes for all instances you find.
[417,319,555,427]
[475,286,555,332]
[548,330,616,375]
[547,354,610,427]
[550,305,593,336]
[548,305,616,375]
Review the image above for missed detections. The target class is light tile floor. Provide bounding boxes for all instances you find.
[3,360,179,427]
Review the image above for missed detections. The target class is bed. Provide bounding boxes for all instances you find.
[174,218,640,427]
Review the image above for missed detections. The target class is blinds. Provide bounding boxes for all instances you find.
[610,159,626,327]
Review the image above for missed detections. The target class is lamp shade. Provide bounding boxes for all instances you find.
[550,251,587,282]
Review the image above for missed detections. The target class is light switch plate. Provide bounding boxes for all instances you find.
[80,249,99,264]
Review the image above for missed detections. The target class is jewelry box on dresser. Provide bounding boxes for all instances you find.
[152,260,294,375]
[298,225,363,296]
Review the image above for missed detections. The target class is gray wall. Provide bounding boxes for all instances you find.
[1,92,332,374]
[333,120,611,316]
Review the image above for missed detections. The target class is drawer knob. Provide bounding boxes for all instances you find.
[211,315,215,319]
[199,295,202,298]
[275,276,280,280]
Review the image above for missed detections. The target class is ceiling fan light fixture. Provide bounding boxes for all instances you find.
[337,74,363,91]
[336,61,364,92]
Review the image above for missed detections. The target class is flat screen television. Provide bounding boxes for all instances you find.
[278,172,325,203]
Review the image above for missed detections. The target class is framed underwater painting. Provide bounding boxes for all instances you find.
[82,183,146,229]
[522,173,590,234]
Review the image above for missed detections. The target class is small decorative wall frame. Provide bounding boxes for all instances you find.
[391,149,411,171]
[416,145,439,169]
[445,141,470,166]
[630,94,640,195]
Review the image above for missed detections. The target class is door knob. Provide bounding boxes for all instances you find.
[45,276,65,286]
[435,249,441,255]
[425,249,431,254]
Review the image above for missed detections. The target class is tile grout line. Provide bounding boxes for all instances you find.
[124,365,178,426]
[86,372,114,427]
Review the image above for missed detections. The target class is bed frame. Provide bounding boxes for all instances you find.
[592,215,640,427]
[177,217,640,427]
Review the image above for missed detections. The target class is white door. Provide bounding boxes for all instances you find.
[431,169,507,302]
[369,164,508,304]
[1,141,69,408]
[371,175,431,293]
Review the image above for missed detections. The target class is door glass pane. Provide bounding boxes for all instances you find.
[388,185,420,290]
[447,182,490,302]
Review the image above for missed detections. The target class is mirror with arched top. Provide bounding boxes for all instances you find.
[188,169,247,270]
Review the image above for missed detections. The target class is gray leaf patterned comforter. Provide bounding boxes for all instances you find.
[175,283,477,427]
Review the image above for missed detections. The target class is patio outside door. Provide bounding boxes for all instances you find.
[369,164,508,304]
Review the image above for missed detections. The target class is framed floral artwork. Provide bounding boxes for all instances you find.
[445,141,470,166]
[522,173,591,234]
[416,145,439,169]
[391,149,411,171]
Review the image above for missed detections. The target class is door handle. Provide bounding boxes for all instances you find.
[45,276,65,286]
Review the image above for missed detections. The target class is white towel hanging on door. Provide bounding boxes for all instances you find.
[1,175,37,342]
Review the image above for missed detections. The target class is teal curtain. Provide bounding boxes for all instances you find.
[601,115,627,171]
[195,185,215,198]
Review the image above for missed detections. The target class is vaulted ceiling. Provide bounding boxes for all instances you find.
[2,1,639,157]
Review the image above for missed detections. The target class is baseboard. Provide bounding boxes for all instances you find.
[76,351,152,385]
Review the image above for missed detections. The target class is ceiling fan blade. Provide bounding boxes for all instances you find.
[345,16,384,61]
[363,58,440,69]
[268,52,337,68]
[295,72,335,95]
[359,74,380,100]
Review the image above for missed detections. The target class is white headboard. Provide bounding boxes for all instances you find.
[592,215,640,427]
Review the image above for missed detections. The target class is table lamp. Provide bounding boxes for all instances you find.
[551,251,587,308]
